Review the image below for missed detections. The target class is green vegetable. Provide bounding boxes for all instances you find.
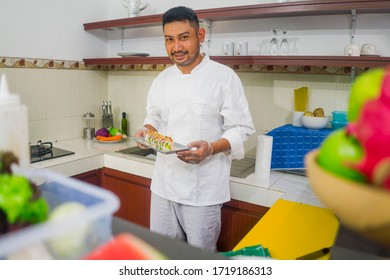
[0,174,33,223]
[108,127,126,137]
[0,174,49,225]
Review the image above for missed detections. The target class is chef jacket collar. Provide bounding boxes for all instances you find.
[174,53,209,75]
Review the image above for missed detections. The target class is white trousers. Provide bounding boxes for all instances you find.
[150,192,222,252]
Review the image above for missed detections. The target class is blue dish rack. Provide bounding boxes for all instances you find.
[266,124,332,169]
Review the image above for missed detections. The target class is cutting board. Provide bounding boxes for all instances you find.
[234,199,339,260]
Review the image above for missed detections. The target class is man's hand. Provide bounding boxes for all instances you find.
[176,140,213,164]
[135,126,149,149]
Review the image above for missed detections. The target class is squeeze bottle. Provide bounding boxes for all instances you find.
[0,74,30,168]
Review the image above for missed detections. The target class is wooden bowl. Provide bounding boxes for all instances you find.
[305,150,390,246]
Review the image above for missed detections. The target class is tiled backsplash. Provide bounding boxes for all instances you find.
[108,71,350,150]
[1,65,350,151]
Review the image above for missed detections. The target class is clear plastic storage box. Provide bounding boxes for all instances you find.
[0,168,119,259]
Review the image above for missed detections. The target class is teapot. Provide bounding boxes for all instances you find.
[123,0,148,18]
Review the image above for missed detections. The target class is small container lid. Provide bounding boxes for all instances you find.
[0,74,20,106]
[122,112,126,118]
[83,112,94,118]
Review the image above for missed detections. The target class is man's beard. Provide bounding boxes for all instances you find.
[171,49,200,67]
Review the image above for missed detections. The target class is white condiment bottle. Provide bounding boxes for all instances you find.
[0,74,30,168]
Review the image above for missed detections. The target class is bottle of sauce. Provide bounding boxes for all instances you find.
[121,112,128,136]
[0,74,29,168]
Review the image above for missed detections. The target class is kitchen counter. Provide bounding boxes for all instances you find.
[30,138,323,208]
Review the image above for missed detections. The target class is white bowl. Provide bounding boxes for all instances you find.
[301,115,329,130]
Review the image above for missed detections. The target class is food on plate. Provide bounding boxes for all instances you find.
[95,135,123,141]
[303,111,314,117]
[0,151,49,235]
[83,233,167,260]
[108,127,127,138]
[47,202,89,259]
[315,67,390,191]
[313,107,325,117]
[95,127,127,139]
[145,130,173,151]
[95,127,110,137]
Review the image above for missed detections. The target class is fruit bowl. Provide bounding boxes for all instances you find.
[301,116,329,130]
[305,150,390,246]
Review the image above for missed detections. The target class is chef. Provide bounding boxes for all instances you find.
[135,6,255,252]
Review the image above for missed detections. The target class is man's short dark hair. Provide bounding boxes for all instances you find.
[162,6,200,31]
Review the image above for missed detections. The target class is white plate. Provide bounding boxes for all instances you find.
[117,52,150,57]
[132,137,189,154]
[93,137,126,144]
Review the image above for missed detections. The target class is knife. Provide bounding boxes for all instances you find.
[101,101,105,116]
[296,247,331,260]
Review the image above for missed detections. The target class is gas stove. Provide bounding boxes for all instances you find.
[30,140,75,163]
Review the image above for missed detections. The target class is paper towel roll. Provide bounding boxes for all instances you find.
[255,135,273,177]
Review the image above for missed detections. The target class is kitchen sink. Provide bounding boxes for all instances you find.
[116,146,157,160]
[116,146,256,178]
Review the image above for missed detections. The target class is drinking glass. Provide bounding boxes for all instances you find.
[269,29,279,56]
[279,29,289,56]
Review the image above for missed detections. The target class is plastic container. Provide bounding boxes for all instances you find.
[266,124,332,169]
[331,111,347,122]
[331,120,347,130]
[0,74,29,168]
[331,111,348,130]
[0,168,119,259]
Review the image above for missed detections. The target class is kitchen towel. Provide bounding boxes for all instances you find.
[255,135,273,177]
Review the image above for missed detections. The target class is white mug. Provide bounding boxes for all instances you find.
[292,111,304,127]
[344,44,360,56]
[223,42,234,56]
[235,41,248,56]
[361,44,377,55]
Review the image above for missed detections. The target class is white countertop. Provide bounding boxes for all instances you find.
[30,138,324,208]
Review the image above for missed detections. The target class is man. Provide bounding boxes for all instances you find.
[135,6,255,252]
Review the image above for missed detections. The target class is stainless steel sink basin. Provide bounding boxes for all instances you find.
[116,146,157,160]
[116,146,255,178]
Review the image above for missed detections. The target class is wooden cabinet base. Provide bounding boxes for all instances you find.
[218,200,269,252]
[97,167,269,252]
[100,167,151,228]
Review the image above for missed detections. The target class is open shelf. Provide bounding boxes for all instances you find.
[84,0,390,31]
[83,55,390,69]
[83,0,390,71]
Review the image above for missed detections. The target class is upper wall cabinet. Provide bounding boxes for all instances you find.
[83,0,390,70]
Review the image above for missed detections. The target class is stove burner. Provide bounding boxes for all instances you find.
[30,140,75,163]
[30,140,53,157]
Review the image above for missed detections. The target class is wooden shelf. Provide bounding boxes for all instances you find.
[83,55,390,69]
[84,0,390,31]
[83,0,390,71]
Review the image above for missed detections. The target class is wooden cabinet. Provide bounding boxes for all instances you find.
[72,169,101,186]
[100,167,151,228]
[97,167,268,252]
[217,200,269,252]
[83,0,390,69]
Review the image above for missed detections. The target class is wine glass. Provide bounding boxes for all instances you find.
[279,29,289,56]
[269,29,279,56]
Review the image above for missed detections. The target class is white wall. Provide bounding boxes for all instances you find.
[0,0,388,59]
[0,0,109,60]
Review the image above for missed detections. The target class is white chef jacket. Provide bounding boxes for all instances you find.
[144,55,255,206]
